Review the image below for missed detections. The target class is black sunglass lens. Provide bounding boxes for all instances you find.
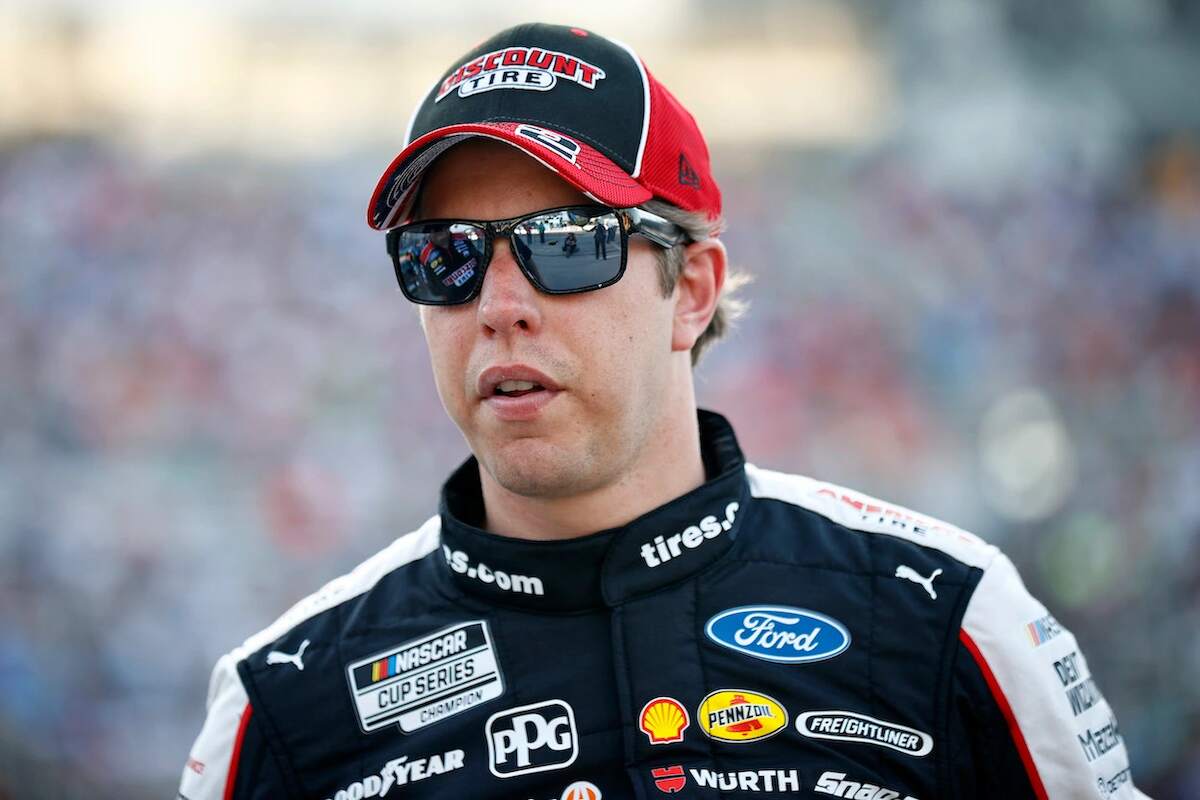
[392,223,485,303]
[517,210,622,292]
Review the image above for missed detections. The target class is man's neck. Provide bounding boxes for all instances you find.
[477,407,707,541]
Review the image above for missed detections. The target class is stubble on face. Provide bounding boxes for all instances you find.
[475,352,662,502]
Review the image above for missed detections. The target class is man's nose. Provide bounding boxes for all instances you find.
[476,238,542,335]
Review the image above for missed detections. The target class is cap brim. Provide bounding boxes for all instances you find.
[366,122,652,230]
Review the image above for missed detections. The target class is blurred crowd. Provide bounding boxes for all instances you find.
[2,128,1197,798]
[2,2,1200,798]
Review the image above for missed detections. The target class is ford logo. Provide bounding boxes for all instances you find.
[704,605,851,664]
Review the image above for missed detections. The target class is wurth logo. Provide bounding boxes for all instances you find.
[651,766,800,793]
[437,47,606,102]
[639,502,739,567]
[651,766,686,793]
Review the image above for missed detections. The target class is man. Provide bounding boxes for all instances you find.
[594,221,609,260]
[179,23,1149,800]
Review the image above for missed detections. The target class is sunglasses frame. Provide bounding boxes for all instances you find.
[385,204,689,306]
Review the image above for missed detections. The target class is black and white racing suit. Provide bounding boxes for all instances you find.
[179,411,1150,800]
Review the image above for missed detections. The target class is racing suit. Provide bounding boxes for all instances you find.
[179,411,1150,799]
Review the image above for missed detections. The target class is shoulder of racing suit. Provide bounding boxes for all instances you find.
[177,516,442,800]
[742,463,1148,800]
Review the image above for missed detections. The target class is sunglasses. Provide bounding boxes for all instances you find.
[385,205,688,305]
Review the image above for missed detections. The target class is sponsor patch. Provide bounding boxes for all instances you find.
[815,770,919,800]
[660,767,801,793]
[894,565,941,599]
[639,502,739,567]
[1052,650,1106,717]
[697,689,788,743]
[266,639,310,671]
[559,781,602,800]
[796,711,933,757]
[815,487,957,538]
[705,605,851,664]
[436,46,607,102]
[345,620,503,734]
[443,545,545,596]
[639,697,689,745]
[486,699,578,778]
[321,748,464,800]
[651,765,687,794]
[1077,714,1124,763]
[1025,612,1064,647]
[1097,766,1133,798]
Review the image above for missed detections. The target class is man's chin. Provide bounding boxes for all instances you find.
[477,435,604,500]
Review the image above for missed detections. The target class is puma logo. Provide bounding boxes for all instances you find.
[266,639,310,671]
[895,565,942,600]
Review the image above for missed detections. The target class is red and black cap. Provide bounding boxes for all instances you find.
[366,23,721,230]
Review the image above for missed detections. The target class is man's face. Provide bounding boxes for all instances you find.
[417,138,678,500]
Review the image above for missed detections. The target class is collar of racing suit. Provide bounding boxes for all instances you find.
[436,409,750,612]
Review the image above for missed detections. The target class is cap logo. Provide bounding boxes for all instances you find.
[678,153,701,189]
[514,125,581,165]
[437,47,606,102]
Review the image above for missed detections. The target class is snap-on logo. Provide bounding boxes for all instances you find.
[705,605,851,664]
[436,46,606,102]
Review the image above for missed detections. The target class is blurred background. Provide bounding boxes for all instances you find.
[1,0,1197,796]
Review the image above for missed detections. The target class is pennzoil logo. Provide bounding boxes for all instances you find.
[639,697,689,744]
[437,46,607,102]
[697,689,788,743]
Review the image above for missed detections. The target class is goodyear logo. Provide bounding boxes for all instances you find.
[697,689,788,743]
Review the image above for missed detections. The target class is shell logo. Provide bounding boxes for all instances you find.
[697,689,788,743]
[638,697,690,745]
[560,780,602,800]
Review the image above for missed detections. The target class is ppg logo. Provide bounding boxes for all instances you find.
[486,699,578,778]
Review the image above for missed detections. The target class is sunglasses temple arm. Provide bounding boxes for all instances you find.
[624,208,690,249]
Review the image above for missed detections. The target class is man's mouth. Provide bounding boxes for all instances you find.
[493,380,545,398]
[477,366,562,420]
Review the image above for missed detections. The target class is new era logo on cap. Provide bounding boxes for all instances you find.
[367,23,721,231]
[678,153,701,189]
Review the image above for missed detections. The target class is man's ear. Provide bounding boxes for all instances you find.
[671,238,728,354]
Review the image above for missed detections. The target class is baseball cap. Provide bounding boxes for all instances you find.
[366,23,721,230]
